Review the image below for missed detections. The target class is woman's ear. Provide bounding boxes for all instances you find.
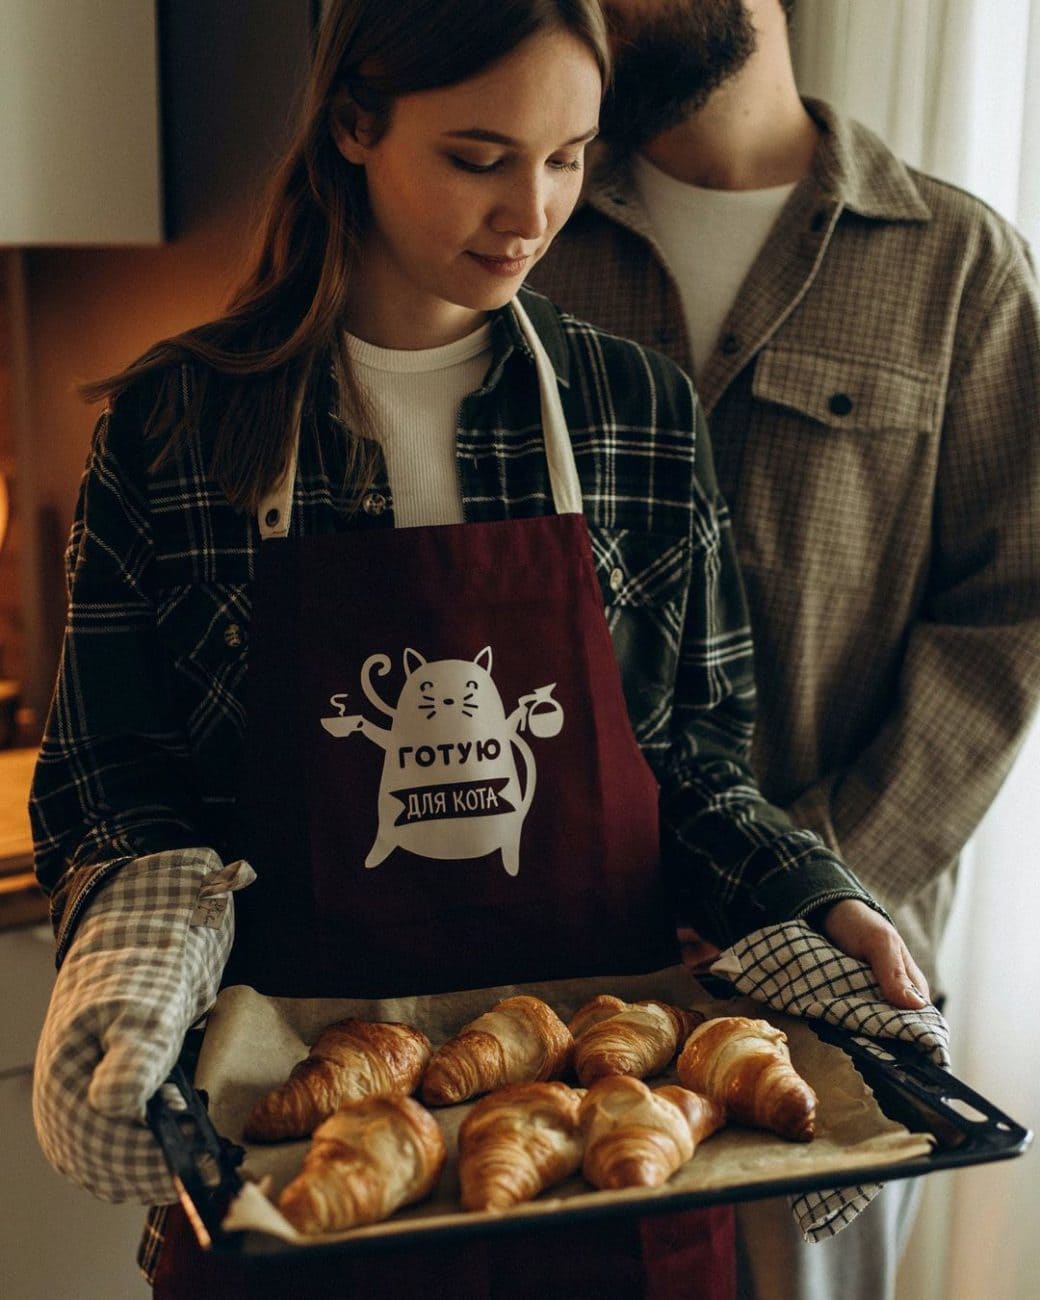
[330,94,378,164]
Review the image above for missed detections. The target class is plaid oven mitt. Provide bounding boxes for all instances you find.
[33,848,254,1204]
[709,920,951,1241]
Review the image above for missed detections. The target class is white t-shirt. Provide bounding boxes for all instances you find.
[633,153,795,381]
[346,322,493,527]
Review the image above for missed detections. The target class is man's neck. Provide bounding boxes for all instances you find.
[640,5,819,191]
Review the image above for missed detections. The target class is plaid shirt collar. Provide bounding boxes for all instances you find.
[319,291,573,439]
[584,97,932,236]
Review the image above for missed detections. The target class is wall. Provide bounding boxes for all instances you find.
[16,0,313,718]
[0,0,162,245]
[0,257,26,699]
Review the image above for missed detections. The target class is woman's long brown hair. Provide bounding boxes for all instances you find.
[83,0,610,513]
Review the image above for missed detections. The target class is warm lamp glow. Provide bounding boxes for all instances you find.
[0,472,8,555]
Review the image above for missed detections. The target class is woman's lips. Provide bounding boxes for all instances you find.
[467,251,530,277]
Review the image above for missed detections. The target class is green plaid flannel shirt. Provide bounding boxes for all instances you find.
[31,289,878,965]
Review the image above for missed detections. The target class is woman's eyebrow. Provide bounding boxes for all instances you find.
[442,126,599,146]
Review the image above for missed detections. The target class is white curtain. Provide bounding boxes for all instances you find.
[792,5,1040,1299]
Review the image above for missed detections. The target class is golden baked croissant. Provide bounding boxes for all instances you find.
[458,1081,585,1211]
[579,1076,725,1189]
[676,1016,817,1141]
[277,1095,446,1234]
[568,995,704,1084]
[421,995,573,1106]
[244,1019,432,1141]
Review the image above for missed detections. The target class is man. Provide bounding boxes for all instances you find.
[532,1,1040,1298]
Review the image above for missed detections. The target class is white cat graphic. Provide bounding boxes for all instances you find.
[321,646,563,876]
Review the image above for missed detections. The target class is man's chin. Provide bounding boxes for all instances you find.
[597,0,756,148]
[599,88,708,151]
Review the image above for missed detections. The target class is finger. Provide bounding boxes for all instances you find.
[864,930,925,1008]
[902,947,931,1006]
[679,939,720,972]
[879,952,929,1009]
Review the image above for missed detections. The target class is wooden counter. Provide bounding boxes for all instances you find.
[0,747,47,927]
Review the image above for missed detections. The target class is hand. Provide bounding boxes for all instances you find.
[32,849,248,1202]
[818,899,930,1009]
[676,925,722,973]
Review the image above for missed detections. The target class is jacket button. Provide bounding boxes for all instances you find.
[828,392,854,416]
[362,491,387,515]
[719,332,741,356]
[264,507,280,527]
[609,566,625,593]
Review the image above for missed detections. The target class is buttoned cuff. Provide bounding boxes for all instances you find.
[750,856,891,931]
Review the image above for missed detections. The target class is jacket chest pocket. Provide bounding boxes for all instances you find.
[156,583,252,747]
[736,344,941,591]
[587,526,691,749]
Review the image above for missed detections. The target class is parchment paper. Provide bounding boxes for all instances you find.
[194,965,934,1247]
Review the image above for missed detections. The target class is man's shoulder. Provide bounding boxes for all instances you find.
[833,109,1033,271]
[907,164,1028,257]
[521,286,696,411]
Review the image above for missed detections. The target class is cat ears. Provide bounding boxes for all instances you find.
[402,646,493,675]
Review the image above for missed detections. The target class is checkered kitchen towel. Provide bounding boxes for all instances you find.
[710,921,951,1239]
[32,849,253,1204]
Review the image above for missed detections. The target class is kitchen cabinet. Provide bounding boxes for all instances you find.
[0,1,163,245]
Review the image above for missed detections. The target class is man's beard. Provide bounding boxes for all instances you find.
[600,1,757,149]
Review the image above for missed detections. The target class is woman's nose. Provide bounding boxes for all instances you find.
[490,175,549,241]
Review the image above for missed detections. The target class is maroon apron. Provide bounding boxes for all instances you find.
[154,299,734,1298]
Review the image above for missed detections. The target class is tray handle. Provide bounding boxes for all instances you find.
[146,1065,247,1248]
[805,1017,1032,1158]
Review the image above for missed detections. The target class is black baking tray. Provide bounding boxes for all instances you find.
[147,1015,1032,1260]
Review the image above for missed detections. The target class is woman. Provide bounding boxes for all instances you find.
[30,1,928,1295]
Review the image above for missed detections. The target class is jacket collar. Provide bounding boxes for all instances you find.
[482,288,571,390]
[586,96,932,230]
[499,286,572,382]
[803,99,931,221]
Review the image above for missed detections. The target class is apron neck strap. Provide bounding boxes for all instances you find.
[256,298,582,537]
[510,296,583,516]
[257,389,303,541]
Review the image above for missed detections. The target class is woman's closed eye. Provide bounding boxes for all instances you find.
[450,155,505,174]
[449,154,584,175]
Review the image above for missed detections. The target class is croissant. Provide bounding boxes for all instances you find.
[244,1019,432,1141]
[421,995,573,1106]
[579,1076,725,1190]
[457,1081,585,1211]
[277,1095,446,1234]
[676,1016,817,1141]
[568,995,703,1085]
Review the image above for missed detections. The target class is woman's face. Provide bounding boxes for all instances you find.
[336,29,602,347]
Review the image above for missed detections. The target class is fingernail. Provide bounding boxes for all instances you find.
[906,983,924,1001]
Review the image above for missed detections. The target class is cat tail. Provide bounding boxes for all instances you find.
[360,653,395,718]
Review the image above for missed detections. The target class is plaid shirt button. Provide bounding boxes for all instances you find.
[362,491,387,515]
[719,332,741,356]
[609,566,625,593]
[223,623,242,649]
